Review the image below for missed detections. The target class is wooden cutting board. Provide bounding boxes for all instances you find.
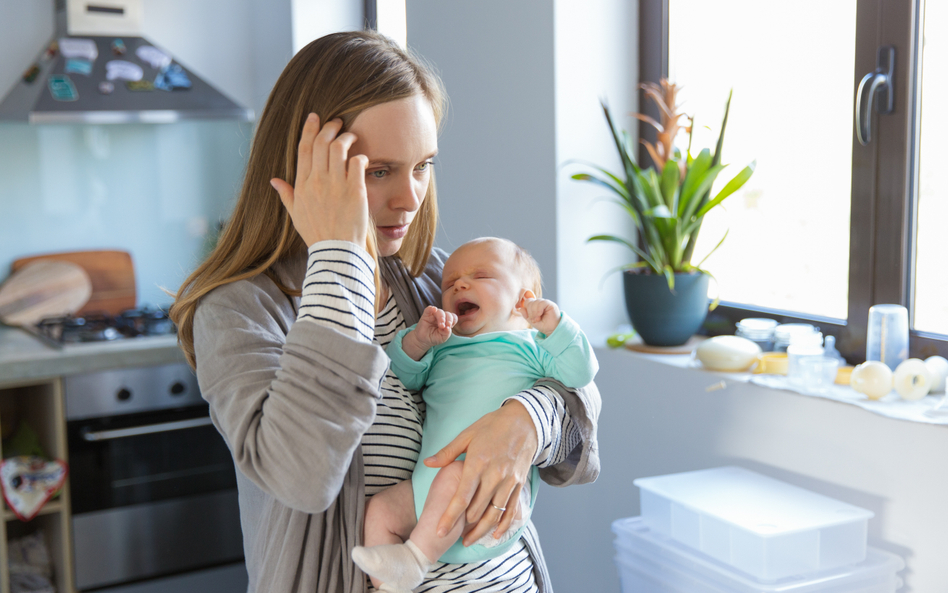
[12,250,136,316]
[0,261,92,325]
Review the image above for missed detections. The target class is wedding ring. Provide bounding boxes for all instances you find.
[491,503,506,512]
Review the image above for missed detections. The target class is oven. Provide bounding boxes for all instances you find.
[65,363,244,591]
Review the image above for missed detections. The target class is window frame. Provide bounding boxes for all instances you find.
[639,0,944,363]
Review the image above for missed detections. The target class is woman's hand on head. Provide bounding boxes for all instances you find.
[424,400,538,545]
[270,114,371,249]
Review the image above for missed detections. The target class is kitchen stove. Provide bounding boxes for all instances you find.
[35,306,174,344]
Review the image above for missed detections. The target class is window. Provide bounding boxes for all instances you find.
[640,0,940,362]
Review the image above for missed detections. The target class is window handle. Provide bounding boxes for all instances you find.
[856,46,895,146]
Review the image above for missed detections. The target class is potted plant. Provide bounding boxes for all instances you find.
[574,80,755,346]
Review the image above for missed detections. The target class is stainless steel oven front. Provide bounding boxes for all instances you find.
[65,363,243,591]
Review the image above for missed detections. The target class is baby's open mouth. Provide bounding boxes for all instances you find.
[457,302,479,316]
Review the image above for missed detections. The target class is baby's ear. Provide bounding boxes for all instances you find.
[516,290,537,310]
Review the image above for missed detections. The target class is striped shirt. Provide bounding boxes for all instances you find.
[299,241,580,593]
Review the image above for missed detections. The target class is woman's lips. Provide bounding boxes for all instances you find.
[377,224,410,240]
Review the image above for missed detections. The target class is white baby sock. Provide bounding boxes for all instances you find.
[352,539,433,592]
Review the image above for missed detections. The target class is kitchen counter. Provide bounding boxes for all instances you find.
[0,326,185,387]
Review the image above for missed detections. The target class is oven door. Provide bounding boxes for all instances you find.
[67,405,243,590]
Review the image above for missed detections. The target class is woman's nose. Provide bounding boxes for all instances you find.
[391,173,424,212]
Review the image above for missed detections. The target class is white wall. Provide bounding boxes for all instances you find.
[406,0,560,301]
[406,0,632,341]
[142,0,293,120]
[533,349,941,592]
[291,0,365,53]
[554,0,635,344]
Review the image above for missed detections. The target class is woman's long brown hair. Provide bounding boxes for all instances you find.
[170,31,446,369]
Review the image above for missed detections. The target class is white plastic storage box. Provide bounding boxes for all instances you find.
[633,467,874,581]
[612,517,903,593]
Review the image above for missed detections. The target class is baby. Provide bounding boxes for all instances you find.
[352,237,598,592]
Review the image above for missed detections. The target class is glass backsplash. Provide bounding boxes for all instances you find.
[0,121,252,308]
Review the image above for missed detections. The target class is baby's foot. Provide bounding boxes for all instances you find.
[352,539,432,592]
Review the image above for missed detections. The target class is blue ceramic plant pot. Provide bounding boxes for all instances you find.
[623,271,710,346]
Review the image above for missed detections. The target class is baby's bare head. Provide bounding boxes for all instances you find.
[450,237,542,298]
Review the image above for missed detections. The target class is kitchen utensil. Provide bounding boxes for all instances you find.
[753,352,789,375]
[866,304,909,371]
[773,323,821,352]
[796,356,839,394]
[786,343,824,385]
[13,250,136,316]
[735,317,777,351]
[0,261,92,326]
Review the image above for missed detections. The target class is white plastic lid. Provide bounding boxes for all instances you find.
[633,466,874,535]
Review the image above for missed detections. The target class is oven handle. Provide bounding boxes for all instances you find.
[80,417,214,441]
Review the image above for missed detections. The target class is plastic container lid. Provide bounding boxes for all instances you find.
[736,318,778,339]
[633,467,875,580]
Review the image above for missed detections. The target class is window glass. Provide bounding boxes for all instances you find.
[912,1,948,335]
[668,0,856,319]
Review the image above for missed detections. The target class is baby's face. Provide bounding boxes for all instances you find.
[441,240,531,337]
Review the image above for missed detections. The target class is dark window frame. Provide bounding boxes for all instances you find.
[639,0,944,364]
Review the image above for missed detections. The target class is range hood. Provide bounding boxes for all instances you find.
[0,0,254,124]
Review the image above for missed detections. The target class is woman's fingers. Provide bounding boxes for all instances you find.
[463,479,519,546]
[493,483,522,539]
[270,178,295,210]
[296,113,320,185]
[329,132,359,178]
[311,118,344,178]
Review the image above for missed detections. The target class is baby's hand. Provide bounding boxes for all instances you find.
[520,298,561,335]
[403,306,458,360]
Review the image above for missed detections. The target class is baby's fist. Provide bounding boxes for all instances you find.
[417,306,457,344]
[520,298,561,335]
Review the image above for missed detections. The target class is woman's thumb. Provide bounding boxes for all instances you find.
[270,178,293,208]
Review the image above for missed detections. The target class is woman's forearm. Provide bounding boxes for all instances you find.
[194,246,387,513]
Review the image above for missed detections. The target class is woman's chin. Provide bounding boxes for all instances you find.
[376,238,403,257]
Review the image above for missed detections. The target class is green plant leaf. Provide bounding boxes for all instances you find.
[660,159,681,211]
[677,148,713,217]
[695,161,757,218]
[587,234,662,273]
[693,267,721,311]
[696,228,729,268]
[571,172,629,201]
[680,164,727,223]
[662,265,676,292]
[607,199,643,229]
[711,89,733,168]
[645,204,674,218]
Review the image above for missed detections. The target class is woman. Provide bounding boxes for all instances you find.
[170,31,600,593]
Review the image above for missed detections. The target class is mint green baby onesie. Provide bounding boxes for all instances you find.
[385,313,597,563]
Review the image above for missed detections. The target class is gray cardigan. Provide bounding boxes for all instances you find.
[192,248,602,593]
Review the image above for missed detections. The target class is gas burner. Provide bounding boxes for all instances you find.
[35,307,175,344]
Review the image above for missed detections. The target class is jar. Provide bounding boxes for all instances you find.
[787,344,825,385]
[773,323,821,353]
[735,318,778,352]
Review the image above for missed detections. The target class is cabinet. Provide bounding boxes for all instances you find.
[0,379,75,593]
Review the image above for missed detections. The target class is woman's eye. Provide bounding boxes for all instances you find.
[369,170,387,179]
[416,160,434,172]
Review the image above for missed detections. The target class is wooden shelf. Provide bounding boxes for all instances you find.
[2,498,63,522]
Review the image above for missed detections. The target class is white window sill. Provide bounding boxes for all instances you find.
[618,346,948,427]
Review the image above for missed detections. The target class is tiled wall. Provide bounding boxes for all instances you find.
[0,121,251,307]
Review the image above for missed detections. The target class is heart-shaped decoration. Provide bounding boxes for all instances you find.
[0,456,68,522]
